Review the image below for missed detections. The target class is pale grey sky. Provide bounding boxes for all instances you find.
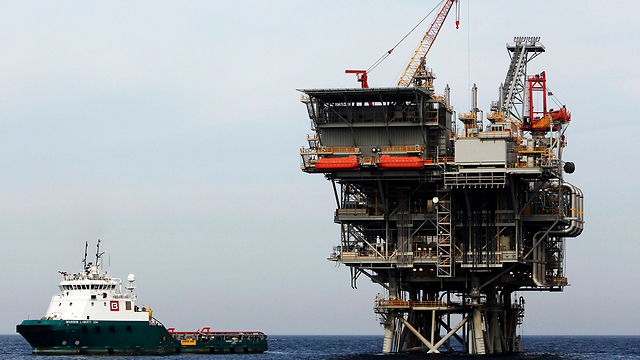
[1,0,638,335]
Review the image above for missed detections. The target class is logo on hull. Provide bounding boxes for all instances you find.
[110,301,119,311]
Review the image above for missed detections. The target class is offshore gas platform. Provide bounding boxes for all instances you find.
[298,1,583,355]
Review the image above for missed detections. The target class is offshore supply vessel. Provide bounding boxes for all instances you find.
[16,241,267,355]
[298,0,583,355]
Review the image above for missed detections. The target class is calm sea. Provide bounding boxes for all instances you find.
[2,334,639,359]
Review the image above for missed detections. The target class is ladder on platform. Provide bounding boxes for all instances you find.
[436,192,453,277]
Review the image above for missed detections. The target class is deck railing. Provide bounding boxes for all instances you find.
[375,299,461,309]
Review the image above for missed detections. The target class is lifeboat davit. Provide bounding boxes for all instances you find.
[315,155,361,171]
[377,155,424,170]
[550,107,571,122]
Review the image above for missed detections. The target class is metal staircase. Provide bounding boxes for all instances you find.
[502,44,527,119]
[396,196,413,267]
[436,192,453,277]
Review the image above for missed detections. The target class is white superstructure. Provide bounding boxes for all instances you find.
[44,241,152,322]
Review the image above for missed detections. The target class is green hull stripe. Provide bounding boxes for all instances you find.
[17,320,266,354]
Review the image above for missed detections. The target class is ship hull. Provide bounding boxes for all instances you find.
[17,319,178,354]
[17,319,268,355]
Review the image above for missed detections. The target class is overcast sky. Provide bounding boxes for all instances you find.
[1,0,638,336]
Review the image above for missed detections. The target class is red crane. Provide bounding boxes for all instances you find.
[345,70,369,88]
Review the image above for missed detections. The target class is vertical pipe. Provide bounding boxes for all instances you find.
[472,83,478,112]
[400,196,405,264]
[447,291,451,349]
[445,84,451,107]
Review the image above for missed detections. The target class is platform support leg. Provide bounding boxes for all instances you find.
[468,309,486,355]
[382,313,395,354]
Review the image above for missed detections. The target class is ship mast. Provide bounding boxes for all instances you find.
[82,241,88,269]
[95,239,105,270]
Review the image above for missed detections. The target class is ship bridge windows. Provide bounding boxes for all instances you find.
[62,283,115,290]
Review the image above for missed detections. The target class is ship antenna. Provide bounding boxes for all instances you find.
[95,239,105,270]
[83,241,88,269]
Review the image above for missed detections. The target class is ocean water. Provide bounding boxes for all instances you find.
[2,334,639,359]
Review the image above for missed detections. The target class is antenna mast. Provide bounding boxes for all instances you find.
[95,239,105,269]
[82,241,88,269]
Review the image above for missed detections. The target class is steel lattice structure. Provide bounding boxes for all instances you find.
[299,38,582,355]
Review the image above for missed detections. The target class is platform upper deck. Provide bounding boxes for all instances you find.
[299,87,438,104]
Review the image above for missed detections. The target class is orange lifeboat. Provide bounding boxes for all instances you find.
[315,155,361,171]
[377,155,424,170]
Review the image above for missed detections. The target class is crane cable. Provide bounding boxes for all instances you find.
[366,0,446,74]
[546,86,564,109]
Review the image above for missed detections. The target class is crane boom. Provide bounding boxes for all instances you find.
[397,0,458,87]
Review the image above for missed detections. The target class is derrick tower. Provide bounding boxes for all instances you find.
[299,37,583,355]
